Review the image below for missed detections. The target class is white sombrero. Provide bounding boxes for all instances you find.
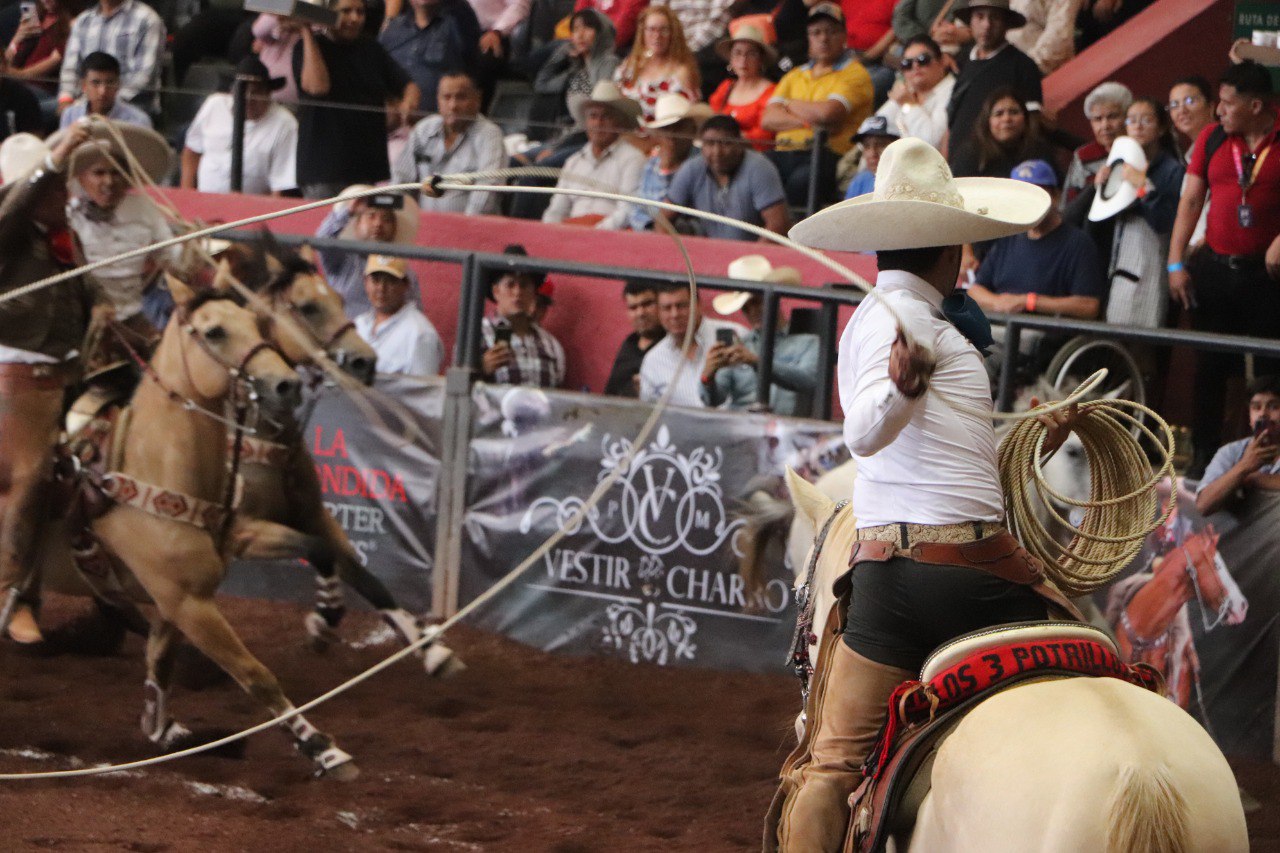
[789,137,1051,252]
[646,93,713,131]
[0,133,50,184]
[47,120,173,183]
[714,254,802,314]
[1088,136,1148,223]
[568,80,642,131]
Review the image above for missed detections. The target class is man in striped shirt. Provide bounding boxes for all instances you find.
[57,0,164,114]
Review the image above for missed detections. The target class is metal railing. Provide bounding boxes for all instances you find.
[254,232,1280,418]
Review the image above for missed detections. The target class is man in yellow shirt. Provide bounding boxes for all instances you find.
[762,2,873,208]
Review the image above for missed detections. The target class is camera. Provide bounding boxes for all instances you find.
[493,327,513,345]
[18,2,38,23]
[243,0,337,29]
[1255,417,1280,443]
[715,328,737,347]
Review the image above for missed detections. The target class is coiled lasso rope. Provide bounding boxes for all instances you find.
[1000,393,1175,596]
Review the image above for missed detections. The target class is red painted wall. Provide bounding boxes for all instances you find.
[166,189,873,405]
[1045,0,1234,140]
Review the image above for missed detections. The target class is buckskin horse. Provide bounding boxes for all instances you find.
[784,471,1247,852]
[1105,509,1247,710]
[228,241,461,676]
[25,278,359,779]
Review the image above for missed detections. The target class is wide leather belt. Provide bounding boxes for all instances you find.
[856,520,1005,550]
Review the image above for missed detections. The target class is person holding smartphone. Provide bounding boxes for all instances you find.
[637,281,747,407]
[5,0,70,121]
[1196,375,1280,516]
[479,244,565,388]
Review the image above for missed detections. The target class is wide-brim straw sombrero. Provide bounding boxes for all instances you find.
[568,80,642,131]
[47,120,173,184]
[1089,135,1148,223]
[789,137,1050,252]
[714,254,802,314]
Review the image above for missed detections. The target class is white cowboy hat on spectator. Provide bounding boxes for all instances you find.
[47,119,172,183]
[1089,136,1149,222]
[646,94,713,130]
[714,254,802,314]
[0,133,50,184]
[954,0,1027,29]
[337,186,420,244]
[790,137,1051,252]
[568,80,642,131]
[714,15,779,65]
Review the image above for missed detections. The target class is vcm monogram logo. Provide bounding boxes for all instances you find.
[520,425,744,557]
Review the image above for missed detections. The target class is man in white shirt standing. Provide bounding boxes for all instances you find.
[541,80,645,230]
[638,281,747,407]
[180,56,298,196]
[354,254,443,376]
[770,137,1080,851]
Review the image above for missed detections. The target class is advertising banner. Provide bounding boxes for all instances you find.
[459,386,847,673]
[1092,478,1277,759]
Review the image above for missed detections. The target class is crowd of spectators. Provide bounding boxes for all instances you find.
[0,0,1269,460]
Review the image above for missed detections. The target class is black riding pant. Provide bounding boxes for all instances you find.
[841,556,1048,672]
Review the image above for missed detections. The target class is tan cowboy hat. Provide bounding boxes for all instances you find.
[714,15,778,65]
[0,133,51,184]
[47,120,173,183]
[1089,136,1148,223]
[646,94,714,131]
[568,80,642,130]
[364,253,409,279]
[337,186,420,245]
[714,254,802,314]
[789,137,1050,252]
[954,0,1027,29]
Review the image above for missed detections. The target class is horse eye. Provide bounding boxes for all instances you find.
[204,325,227,342]
[298,302,322,317]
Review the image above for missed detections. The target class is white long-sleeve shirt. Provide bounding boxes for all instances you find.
[838,270,1003,528]
[541,138,646,230]
[875,74,955,151]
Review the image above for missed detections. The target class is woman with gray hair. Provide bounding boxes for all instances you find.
[1061,80,1132,208]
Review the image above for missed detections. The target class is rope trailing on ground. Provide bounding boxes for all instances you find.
[999,390,1176,596]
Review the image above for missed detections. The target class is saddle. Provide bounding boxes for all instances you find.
[845,622,1164,853]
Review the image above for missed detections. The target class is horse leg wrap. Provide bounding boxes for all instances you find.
[284,711,353,777]
[380,610,464,677]
[141,679,192,749]
[314,575,345,627]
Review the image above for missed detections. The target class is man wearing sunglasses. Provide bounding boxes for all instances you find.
[1169,60,1280,478]
[877,35,954,150]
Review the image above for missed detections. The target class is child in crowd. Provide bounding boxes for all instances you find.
[843,115,899,199]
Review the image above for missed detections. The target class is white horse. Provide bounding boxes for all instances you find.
[787,471,1248,852]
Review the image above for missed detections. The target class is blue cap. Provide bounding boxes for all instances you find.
[1010,159,1057,188]
[853,115,900,143]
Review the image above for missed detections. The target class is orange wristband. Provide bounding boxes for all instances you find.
[1025,292,1038,313]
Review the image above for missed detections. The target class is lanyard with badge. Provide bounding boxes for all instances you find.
[1233,136,1273,228]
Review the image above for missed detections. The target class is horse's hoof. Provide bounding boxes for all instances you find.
[325,760,360,782]
[423,643,466,679]
[6,605,43,645]
[303,612,339,653]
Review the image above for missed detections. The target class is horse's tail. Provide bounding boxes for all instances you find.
[737,491,795,595]
[1104,763,1189,853]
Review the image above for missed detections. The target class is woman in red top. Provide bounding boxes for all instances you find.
[5,0,70,96]
[709,16,776,152]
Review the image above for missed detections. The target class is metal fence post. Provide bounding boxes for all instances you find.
[755,287,779,411]
[996,322,1021,412]
[805,129,828,218]
[230,75,246,194]
[813,295,840,420]
[432,253,486,619]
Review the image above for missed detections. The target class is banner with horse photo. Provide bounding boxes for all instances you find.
[458,386,848,672]
[1092,478,1280,760]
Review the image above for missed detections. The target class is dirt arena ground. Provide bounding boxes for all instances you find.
[0,593,1276,852]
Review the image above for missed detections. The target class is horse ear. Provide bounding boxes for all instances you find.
[298,243,318,265]
[166,272,196,307]
[785,467,834,529]
[211,258,235,293]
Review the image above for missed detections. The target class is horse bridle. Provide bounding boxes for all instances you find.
[790,498,850,707]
